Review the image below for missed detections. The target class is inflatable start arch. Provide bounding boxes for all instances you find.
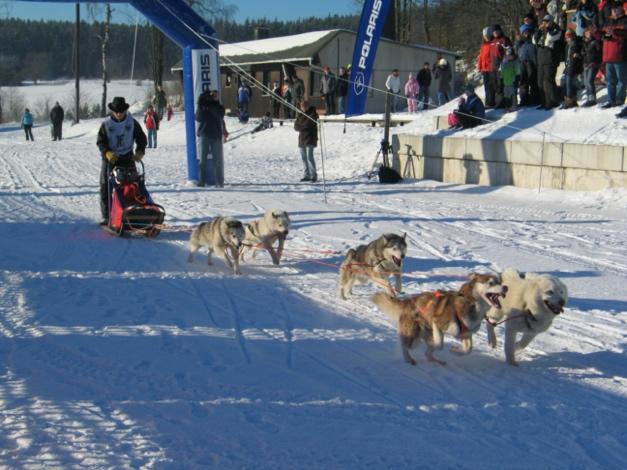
[18,0,220,182]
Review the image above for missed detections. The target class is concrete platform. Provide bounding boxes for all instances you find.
[392,133,626,190]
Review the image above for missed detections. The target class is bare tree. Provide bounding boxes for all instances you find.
[88,4,113,117]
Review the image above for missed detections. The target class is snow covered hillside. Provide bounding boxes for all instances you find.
[1,98,627,467]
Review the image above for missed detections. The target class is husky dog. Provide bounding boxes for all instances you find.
[339,233,408,299]
[240,209,291,266]
[188,217,246,275]
[373,273,507,365]
[485,268,568,366]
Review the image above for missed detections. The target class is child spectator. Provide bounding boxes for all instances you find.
[166,103,173,121]
[448,84,486,129]
[252,112,273,133]
[490,24,513,108]
[404,73,418,113]
[500,47,522,111]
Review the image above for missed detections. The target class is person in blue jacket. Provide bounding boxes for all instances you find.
[452,84,486,129]
[21,108,34,141]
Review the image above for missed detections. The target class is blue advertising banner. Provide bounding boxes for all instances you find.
[345,0,392,117]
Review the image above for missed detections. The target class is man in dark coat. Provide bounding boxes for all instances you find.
[294,100,319,182]
[336,67,349,114]
[96,97,147,225]
[533,14,564,109]
[416,62,432,109]
[195,90,228,187]
[50,101,64,141]
[319,66,336,115]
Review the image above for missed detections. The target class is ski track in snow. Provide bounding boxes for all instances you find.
[1,111,626,468]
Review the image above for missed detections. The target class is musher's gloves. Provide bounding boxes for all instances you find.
[105,151,118,163]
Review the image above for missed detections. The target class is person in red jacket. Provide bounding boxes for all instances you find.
[143,104,160,148]
[478,26,494,107]
[601,3,627,108]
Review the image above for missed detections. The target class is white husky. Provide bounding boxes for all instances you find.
[240,209,291,266]
[485,268,568,366]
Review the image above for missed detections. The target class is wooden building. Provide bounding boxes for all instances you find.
[172,29,459,117]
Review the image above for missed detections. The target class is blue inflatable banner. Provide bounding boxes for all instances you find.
[346,0,392,117]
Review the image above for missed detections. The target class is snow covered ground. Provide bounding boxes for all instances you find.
[1,84,627,467]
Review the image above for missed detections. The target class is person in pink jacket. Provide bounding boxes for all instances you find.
[404,73,419,113]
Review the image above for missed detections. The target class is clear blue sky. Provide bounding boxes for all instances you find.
[7,1,358,23]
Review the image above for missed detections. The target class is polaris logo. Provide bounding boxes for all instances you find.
[358,0,383,70]
[199,52,216,92]
[353,72,366,96]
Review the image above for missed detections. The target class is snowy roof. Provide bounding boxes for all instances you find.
[171,30,458,70]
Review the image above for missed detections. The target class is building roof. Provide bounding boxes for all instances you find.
[171,29,458,72]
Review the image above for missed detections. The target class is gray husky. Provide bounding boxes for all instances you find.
[339,233,407,299]
[188,217,246,275]
[240,209,291,266]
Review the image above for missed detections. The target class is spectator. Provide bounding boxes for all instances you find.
[404,73,419,113]
[529,0,549,23]
[416,62,432,109]
[237,82,250,115]
[143,104,160,148]
[152,85,167,120]
[21,108,34,141]
[500,47,522,111]
[385,68,402,112]
[195,90,228,187]
[320,66,337,115]
[271,81,282,119]
[448,84,486,129]
[96,97,147,225]
[533,14,564,109]
[617,104,627,116]
[517,24,540,106]
[252,111,273,133]
[282,79,294,119]
[292,73,305,108]
[434,58,452,106]
[600,3,627,108]
[336,66,349,114]
[50,101,64,141]
[582,27,602,106]
[293,100,319,183]
[561,29,584,108]
[478,26,495,107]
[166,103,174,121]
[490,24,513,108]
[523,11,537,28]
[572,0,598,37]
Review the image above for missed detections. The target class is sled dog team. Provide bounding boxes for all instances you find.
[189,213,568,367]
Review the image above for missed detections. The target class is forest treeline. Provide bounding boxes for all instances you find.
[0,1,530,85]
[0,15,360,85]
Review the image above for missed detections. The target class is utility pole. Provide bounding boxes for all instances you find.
[74,2,80,123]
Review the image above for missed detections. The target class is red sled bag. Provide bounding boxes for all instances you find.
[448,112,461,128]
[107,163,165,238]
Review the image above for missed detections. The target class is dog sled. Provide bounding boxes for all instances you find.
[103,161,165,238]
